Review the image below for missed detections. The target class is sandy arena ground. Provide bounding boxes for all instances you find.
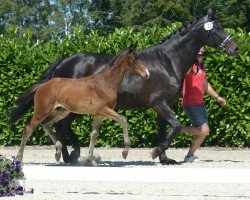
[0,146,249,200]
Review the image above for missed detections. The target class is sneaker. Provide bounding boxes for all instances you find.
[184,155,199,163]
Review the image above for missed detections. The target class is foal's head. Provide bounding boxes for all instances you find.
[112,43,150,79]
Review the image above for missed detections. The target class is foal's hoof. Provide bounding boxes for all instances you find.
[122,150,128,159]
[55,141,62,162]
[87,159,98,167]
[151,147,161,160]
[15,155,23,163]
[55,153,61,162]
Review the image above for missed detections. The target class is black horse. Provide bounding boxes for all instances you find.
[10,9,239,164]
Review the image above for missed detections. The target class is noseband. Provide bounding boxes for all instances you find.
[218,35,233,52]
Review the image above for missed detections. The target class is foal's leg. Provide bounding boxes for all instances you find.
[42,123,62,162]
[98,106,131,159]
[43,109,70,162]
[87,117,103,166]
[16,116,42,162]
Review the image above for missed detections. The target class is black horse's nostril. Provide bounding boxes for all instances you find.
[235,46,240,53]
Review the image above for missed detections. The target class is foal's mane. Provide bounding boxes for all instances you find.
[97,53,121,75]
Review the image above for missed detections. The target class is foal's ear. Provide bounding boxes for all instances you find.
[207,8,215,21]
[128,43,137,53]
[111,51,124,67]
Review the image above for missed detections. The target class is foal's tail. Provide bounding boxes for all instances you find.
[9,58,64,124]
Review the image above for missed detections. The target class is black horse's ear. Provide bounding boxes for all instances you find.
[207,8,215,21]
[128,43,137,53]
[109,55,118,67]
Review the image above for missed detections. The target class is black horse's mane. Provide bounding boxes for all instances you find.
[161,14,218,45]
[160,16,206,44]
[141,16,205,52]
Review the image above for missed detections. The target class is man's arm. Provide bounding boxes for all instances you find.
[205,78,227,106]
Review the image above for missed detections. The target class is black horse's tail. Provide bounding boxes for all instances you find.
[9,58,65,124]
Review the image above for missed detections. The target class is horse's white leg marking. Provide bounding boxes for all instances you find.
[42,123,62,162]
[116,114,131,159]
[42,109,70,162]
[99,107,131,159]
[16,117,40,162]
[87,117,103,166]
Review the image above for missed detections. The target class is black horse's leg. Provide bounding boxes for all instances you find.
[157,114,167,146]
[67,114,81,162]
[55,114,81,163]
[54,121,70,163]
[156,115,170,162]
[152,101,181,165]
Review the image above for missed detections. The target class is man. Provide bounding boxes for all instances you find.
[181,47,226,163]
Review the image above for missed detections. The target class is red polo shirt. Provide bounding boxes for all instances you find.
[182,63,206,106]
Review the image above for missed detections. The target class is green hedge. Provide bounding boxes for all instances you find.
[0,24,249,147]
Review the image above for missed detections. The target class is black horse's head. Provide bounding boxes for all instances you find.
[199,8,239,56]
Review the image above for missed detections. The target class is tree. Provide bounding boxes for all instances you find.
[50,0,89,38]
[88,0,249,33]
[207,0,250,31]
[87,0,116,33]
[0,0,89,41]
[0,0,249,40]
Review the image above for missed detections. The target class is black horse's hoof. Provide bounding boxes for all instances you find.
[151,147,163,160]
[63,157,71,163]
[69,150,80,163]
[160,157,179,165]
[62,153,72,163]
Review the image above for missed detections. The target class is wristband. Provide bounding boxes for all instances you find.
[215,95,220,100]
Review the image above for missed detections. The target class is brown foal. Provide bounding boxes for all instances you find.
[16,43,150,164]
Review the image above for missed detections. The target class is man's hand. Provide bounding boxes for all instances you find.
[216,96,226,106]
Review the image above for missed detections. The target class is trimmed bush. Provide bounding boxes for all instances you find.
[0,24,249,147]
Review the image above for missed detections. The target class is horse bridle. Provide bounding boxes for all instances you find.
[203,18,233,53]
